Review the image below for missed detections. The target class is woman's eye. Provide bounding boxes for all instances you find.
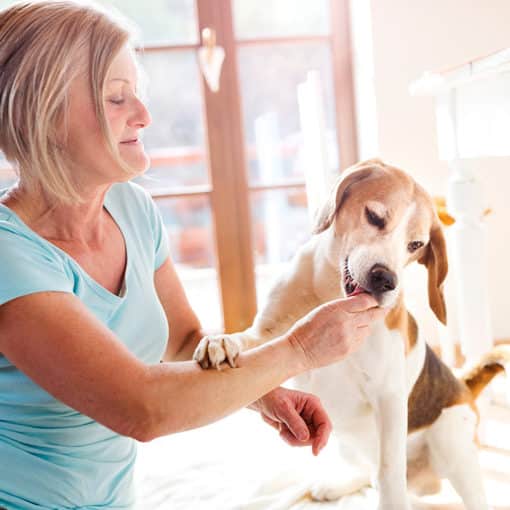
[108,98,125,105]
[408,240,424,253]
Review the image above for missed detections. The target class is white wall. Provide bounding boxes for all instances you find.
[352,0,510,345]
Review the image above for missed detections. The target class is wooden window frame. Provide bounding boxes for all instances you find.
[194,0,358,331]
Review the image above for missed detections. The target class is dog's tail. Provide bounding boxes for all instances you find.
[461,344,510,399]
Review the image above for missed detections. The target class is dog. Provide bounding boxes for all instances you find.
[193,159,509,509]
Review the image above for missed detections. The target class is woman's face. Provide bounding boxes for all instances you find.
[65,45,152,189]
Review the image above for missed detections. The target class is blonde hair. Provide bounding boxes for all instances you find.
[0,1,137,203]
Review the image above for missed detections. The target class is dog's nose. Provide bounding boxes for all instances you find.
[368,264,397,293]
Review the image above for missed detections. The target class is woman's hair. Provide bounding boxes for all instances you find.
[0,1,137,203]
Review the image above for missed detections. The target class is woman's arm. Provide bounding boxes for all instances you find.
[154,256,206,362]
[0,290,303,442]
[0,288,383,443]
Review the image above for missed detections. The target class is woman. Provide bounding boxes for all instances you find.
[0,2,385,508]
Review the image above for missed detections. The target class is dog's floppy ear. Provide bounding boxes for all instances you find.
[313,167,374,234]
[419,223,448,325]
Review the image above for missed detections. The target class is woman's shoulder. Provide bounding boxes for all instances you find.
[0,203,73,306]
[0,205,67,266]
[0,201,44,245]
[106,181,164,246]
[107,181,154,214]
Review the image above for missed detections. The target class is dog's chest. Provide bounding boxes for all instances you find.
[292,322,425,424]
[350,322,409,387]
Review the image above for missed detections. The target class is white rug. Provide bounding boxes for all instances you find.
[136,408,380,510]
[136,397,510,510]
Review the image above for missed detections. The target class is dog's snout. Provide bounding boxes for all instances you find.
[368,264,397,293]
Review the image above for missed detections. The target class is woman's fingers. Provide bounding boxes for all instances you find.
[312,420,331,456]
[279,406,310,441]
[354,305,388,327]
[338,293,379,313]
[278,419,329,455]
[279,426,312,446]
[260,414,280,430]
[302,399,332,455]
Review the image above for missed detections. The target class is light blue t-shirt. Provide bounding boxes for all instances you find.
[0,182,170,509]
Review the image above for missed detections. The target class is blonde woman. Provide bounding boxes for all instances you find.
[0,1,385,508]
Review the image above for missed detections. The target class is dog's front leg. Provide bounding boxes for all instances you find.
[374,365,411,510]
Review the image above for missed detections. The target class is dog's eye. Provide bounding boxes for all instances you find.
[408,240,424,253]
[365,207,385,229]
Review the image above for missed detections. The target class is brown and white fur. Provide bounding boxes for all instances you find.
[194,159,510,510]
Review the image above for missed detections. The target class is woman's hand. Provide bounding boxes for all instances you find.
[250,386,332,456]
[286,293,387,371]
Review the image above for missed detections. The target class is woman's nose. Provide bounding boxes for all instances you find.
[129,97,152,129]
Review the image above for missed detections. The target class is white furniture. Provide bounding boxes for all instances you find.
[410,49,510,364]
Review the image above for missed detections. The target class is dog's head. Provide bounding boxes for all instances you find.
[314,159,448,324]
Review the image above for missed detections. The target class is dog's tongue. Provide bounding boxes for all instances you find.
[347,284,367,297]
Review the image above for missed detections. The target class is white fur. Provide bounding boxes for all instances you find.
[407,328,426,391]
[427,405,489,509]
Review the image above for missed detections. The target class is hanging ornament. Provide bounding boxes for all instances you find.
[198,27,225,93]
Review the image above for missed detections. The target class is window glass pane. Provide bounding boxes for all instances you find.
[250,188,312,307]
[238,42,339,186]
[135,161,206,193]
[233,0,330,39]
[155,196,222,332]
[98,0,198,46]
[136,50,209,188]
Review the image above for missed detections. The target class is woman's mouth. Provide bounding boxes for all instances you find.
[120,138,141,145]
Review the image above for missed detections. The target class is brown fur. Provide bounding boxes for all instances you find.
[407,345,471,433]
[462,345,510,399]
[418,225,448,325]
[387,295,481,433]
[313,167,375,234]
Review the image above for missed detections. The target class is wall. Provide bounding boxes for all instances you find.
[351,0,510,346]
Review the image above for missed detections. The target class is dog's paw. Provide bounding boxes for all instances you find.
[193,335,240,369]
[310,483,345,502]
[310,475,370,502]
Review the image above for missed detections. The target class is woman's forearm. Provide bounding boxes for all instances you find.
[126,295,385,442]
[140,336,305,441]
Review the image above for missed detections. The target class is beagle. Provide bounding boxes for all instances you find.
[194,159,509,510]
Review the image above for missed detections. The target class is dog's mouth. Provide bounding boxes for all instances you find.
[343,258,369,297]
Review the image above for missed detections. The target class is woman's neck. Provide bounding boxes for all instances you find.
[1,182,111,245]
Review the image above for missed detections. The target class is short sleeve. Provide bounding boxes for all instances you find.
[146,197,170,271]
[0,224,73,307]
